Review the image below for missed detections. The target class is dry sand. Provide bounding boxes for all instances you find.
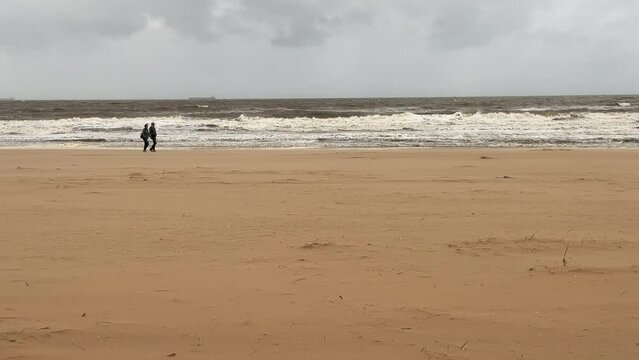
[1,148,638,359]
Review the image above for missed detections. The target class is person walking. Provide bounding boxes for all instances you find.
[149,122,157,152]
[140,123,150,152]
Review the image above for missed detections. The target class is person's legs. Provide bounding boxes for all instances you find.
[143,139,149,152]
[150,137,156,152]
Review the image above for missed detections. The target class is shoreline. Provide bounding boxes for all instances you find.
[1,145,639,151]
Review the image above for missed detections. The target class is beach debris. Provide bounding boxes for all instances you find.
[301,241,334,249]
[524,231,538,241]
[25,281,29,287]
[460,341,469,350]
[292,277,307,284]
[479,156,493,159]
[166,352,176,357]
[503,175,512,179]
[72,342,86,350]
[81,313,87,317]
[339,295,343,299]
[562,243,569,267]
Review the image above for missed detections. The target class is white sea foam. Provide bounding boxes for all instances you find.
[0,112,638,148]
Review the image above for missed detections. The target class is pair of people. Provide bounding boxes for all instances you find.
[140,122,157,152]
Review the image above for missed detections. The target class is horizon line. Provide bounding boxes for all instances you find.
[4,93,639,101]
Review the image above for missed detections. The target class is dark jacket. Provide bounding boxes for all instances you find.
[149,125,157,138]
[141,128,149,140]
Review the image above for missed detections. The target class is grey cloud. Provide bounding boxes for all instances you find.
[430,3,499,50]
[0,0,374,49]
[146,0,218,41]
[237,0,374,47]
[0,1,148,49]
[0,0,222,48]
[268,6,370,47]
[271,20,327,47]
[428,1,533,50]
[1,0,638,99]
[2,0,637,51]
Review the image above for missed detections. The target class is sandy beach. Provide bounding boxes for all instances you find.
[1,148,638,360]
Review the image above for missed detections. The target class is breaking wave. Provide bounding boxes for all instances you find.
[0,112,638,148]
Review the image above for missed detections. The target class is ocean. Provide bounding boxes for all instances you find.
[1,95,638,148]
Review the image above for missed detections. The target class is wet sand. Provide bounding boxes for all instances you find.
[1,149,638,359]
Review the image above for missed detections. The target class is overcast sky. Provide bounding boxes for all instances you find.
[1,0,638,99]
